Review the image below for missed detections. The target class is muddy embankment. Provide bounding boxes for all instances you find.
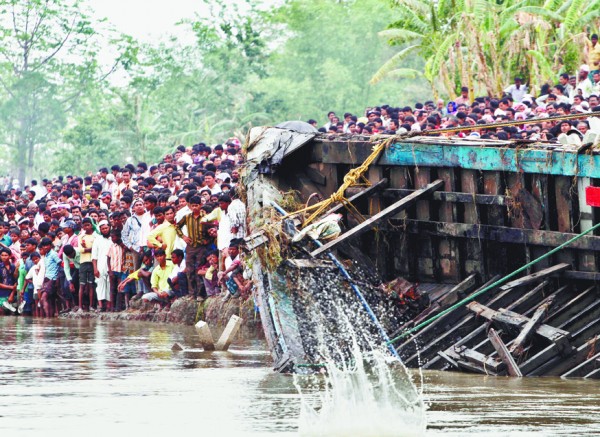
[58,296,263,338]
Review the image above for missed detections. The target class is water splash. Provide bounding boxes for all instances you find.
[294,325,427,436]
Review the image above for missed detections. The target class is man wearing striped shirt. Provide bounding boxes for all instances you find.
[175,195,212,298]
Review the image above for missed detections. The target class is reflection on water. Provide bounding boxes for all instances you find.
[1,317,599,436]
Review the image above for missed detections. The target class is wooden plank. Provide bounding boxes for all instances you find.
[431,282,553,369]
[382,189,506,205]
[493,308,571,342]
[437,168,460,282]
[389,168,411,276]
[498,264,570,292]
[585,367,600,379]
[387,219,600,251]
[456,359,499,376]
[530,174,551,271]
[554,176,576,267]
[577,176,596,272]
[305,165,327,186]
[310,180,444,257]
[561,352,600,378]
[483,171,507,275]
[529,338,598,377]
[437,350,459,369]
[461,169,484,276]
[488,328,523,377]
[467,301,571,344]
[367,167,387,277]
[401,276,503,366]
[334,178,388,215]
[438,274,478,307]
[460,347,505,373]
[509,298,553,358]
[415,167,435,280]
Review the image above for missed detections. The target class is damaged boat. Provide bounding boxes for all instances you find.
[244,119,600,378]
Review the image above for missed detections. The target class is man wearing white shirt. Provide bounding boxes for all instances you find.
[504,77,528,102]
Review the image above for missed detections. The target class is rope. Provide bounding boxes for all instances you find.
[387,221,600,346]
[283,137,396,228]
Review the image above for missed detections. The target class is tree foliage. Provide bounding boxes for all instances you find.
[0,0,432,181]
[373,0,600,99]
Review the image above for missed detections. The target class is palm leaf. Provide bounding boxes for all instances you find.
[500,0,539,19]
[385,68,423,80]
[394,0,430,15]
[555,0,574,16]
[430,33,457,81]
[508,6,562,22]
[369,44,420,84]
[526,49,554,79]
[575,10,600,28]
[498,17,520,39]
[378,28,423,44]
[564,0,587,30]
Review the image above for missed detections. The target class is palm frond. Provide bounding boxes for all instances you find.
[555,0,573,16]
[378,28,423,44]
[431,33,457,80]
[369,44,420,84]
[513,6,562,22]
[575,10,600,28]
[526,49,554,79]
[385,68,423,80]
[564,0,587,30]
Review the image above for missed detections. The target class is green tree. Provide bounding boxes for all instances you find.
[372,0,600,99]
[0,0,127,184]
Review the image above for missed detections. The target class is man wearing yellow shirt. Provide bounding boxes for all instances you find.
[147,206,177,259]
[587,34,600,75]
[142,249,174,302]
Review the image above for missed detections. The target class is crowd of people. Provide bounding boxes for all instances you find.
[311,63,600,142]
[0,140,252,317]
[2,41,600,318]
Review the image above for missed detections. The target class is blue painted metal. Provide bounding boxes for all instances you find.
[381,143,600,178]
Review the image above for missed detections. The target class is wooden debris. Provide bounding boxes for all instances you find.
[509,298,554,358]
[310,179,444,257]
[488,328,523,377]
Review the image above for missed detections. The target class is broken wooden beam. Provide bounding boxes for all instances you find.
[496,264,570,292]
[332,178,388,215]
[467,302,571,351]
[509,298,554,358]
[461,347,505,373]
[310,179,444,257]
[488,328,523,377]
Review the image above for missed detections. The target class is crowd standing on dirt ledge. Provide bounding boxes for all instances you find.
[2,56,600,317]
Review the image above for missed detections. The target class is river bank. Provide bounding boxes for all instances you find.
[57,295,263,338]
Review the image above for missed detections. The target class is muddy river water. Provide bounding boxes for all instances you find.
[1,317,598,436]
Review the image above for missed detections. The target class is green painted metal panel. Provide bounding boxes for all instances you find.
[380,143,600,177]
